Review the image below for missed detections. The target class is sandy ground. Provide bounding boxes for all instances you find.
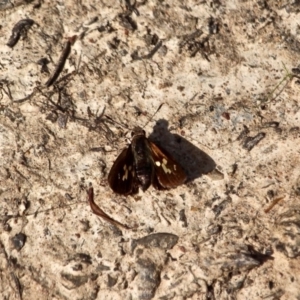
[0,1,300,299]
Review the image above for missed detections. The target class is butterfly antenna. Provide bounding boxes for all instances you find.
[144,103,164,128]
[104,115,129,129]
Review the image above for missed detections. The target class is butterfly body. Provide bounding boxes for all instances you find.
[131,128,155,191]
[108,127,186,195]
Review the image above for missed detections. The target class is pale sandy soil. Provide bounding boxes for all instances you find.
[0,1,300,299]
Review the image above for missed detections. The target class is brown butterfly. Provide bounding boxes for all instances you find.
[108,127,187,195]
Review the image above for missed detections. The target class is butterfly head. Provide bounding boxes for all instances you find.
[131,127,146,138]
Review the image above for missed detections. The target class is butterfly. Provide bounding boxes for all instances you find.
[108,127,187,195]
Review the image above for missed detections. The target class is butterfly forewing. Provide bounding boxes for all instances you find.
[149,141,187,189]
[108,146,138,195]
[108,127,187,195]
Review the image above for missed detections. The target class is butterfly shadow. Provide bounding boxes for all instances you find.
[148,119,216,183]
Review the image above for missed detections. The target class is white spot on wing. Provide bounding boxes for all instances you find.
[122,164,129,181]
[161,158,172,174]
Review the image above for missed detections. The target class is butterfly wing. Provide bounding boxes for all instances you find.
[148,141,187,189]
[108,146,138,195]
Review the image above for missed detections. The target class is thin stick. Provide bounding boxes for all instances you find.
[264,196,285,213]
[45,36,77,87]
[87,187,131,229]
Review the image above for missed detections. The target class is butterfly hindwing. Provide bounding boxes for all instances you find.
[148,141,187,189]
[108,146,138,195]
